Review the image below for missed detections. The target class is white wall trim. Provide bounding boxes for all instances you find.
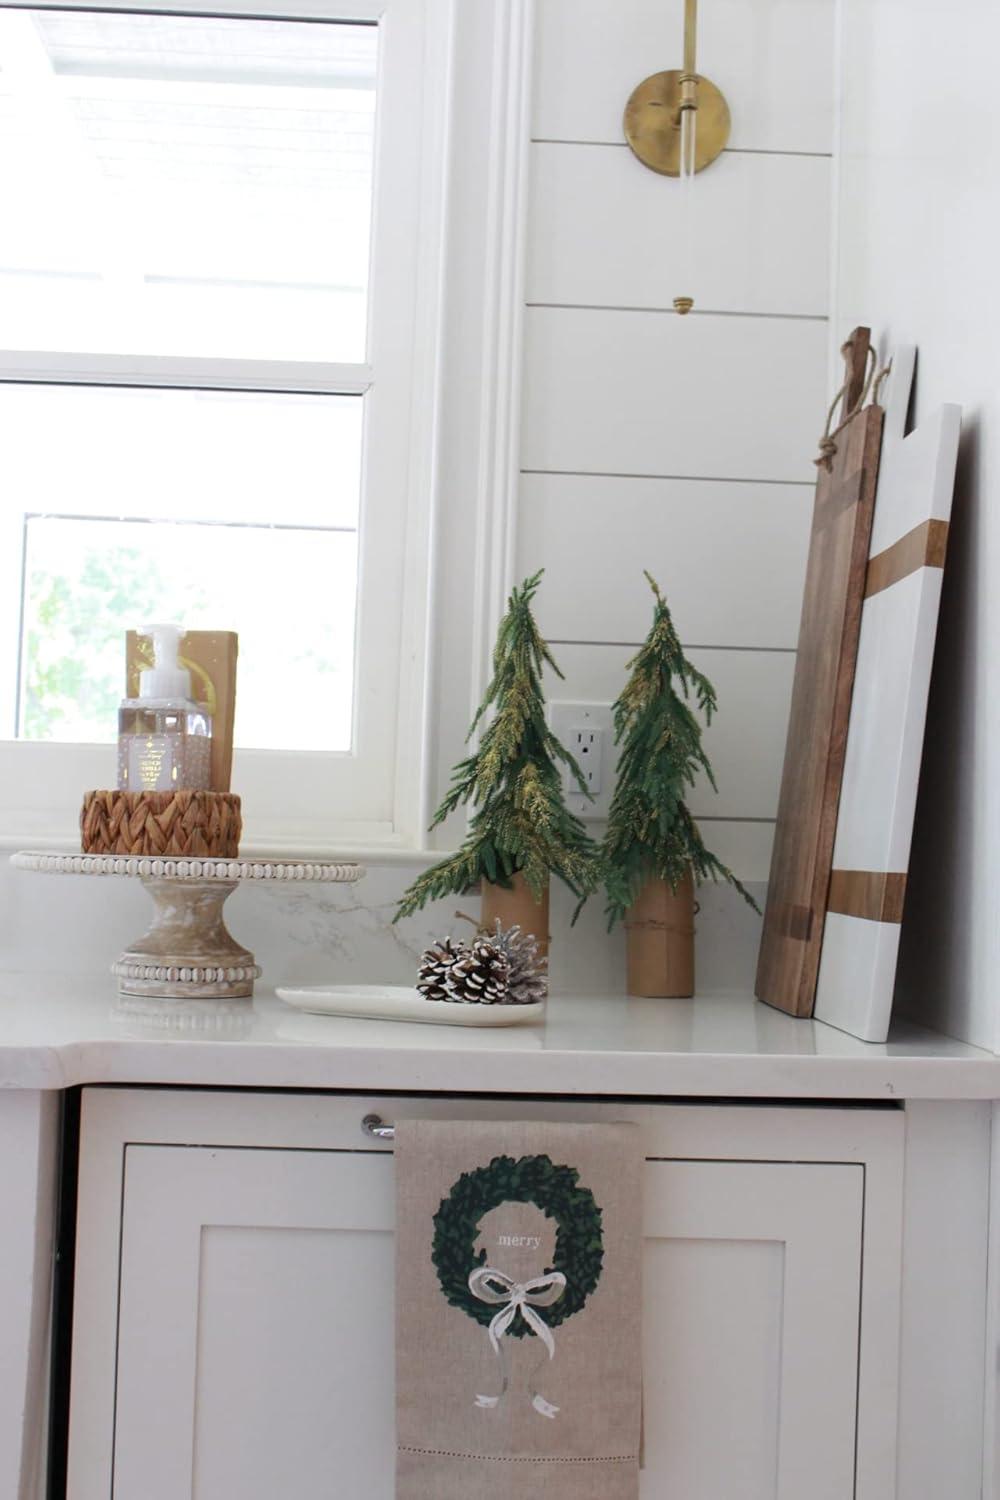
[467,0,536,715]
[0,1091,59,1500]
[896,1101,991,1500]
[2,0,387,17]
[983,1104,1000,1499]
[0,353,373,396]
[390,0,456,844]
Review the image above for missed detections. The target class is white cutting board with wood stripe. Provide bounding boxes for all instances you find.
[814,348,961,1042]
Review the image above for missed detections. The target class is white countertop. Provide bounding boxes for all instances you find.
[0,972,996,1099]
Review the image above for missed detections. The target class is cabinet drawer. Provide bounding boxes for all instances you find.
[66,1090,903,1500]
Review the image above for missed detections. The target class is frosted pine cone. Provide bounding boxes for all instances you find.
[489,921,548,1004]
[447,937,510,1004]
[417,937,464,1002]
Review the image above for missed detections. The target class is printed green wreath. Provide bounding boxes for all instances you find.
[432,1153,604,1336]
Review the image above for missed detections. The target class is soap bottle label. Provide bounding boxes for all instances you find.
[128,735,178,792]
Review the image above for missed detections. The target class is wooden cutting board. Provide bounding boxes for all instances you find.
[755,329,885,1017]
[813,348,961,1042]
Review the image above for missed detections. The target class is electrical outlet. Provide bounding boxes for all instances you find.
[548,702,615,821]
[572,724,603,795]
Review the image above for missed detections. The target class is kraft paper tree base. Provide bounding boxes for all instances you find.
[481,873,550,961]
[625,873,695,997]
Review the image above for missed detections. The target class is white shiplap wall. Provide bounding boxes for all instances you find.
[517,0,836,884]
[832,0,1000,1052]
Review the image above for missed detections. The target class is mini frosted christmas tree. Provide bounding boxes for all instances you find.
[395,571,600,921]
[602,573,757,928]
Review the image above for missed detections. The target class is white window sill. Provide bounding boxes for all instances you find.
[0,831,447,867]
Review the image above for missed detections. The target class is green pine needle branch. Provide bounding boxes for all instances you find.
[395,571,600,921]
[601,572,760,928]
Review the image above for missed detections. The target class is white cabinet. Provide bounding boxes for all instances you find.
[642,1159,863,1498]
[114,1146,398,1500]
[66,1090,904,1500]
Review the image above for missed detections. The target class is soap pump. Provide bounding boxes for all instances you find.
[117,623,212,793]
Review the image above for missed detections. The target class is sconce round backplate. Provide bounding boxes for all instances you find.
[623,70,731,176]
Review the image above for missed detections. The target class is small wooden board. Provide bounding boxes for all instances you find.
[755,329,885,1017]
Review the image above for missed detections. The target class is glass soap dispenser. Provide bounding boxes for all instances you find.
[117,623,212,792]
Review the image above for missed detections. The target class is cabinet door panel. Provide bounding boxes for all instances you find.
[113,1148,396,1499]
[103,1147,862,1500]
[642,1161,863,1500]
[193,1224,395,1496]
[643,1237,784,1494]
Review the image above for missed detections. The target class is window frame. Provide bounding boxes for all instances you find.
[0,0,453,852]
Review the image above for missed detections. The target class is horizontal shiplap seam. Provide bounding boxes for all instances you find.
[526,302,828,323]
[530,139,833,160]
[569,814,776,826]
[546,640,797,655]
[695,816,776,825]
[521,468,816,487]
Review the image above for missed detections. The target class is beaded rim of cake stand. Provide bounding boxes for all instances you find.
[11,851,365,883]
[111,959,263,986]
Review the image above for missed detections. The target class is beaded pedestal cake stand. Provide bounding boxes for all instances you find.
[11,851,365,1010]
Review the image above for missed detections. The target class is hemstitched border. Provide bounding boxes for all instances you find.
[397,1447,637,1464]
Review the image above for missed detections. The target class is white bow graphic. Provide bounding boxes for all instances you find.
[467,1265,567,1418]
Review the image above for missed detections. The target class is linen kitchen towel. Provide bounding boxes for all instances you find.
[395,1119,642,1499]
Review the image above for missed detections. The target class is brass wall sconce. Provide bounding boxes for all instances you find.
[623,0,731,313]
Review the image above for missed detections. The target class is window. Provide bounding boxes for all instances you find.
[0,0,447,850]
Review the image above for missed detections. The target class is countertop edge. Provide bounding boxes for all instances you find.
[1,1040,999,1100]
[2,980,996,1101]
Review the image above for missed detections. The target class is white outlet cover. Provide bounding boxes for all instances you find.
[548,701,615,821]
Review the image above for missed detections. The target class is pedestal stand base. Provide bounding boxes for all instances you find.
[113,878,262,1001]
[11,851,365,1012]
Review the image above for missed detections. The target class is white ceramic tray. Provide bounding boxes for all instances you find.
[275,984,544,1027]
